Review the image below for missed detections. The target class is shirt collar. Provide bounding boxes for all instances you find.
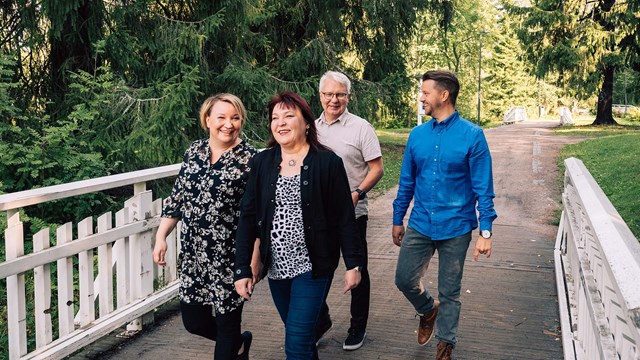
[430,110,459,130]
[318,109,351,127]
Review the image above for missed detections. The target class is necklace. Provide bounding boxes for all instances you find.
[288,159,296,167]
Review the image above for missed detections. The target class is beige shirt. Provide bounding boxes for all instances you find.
[316,109,382,217]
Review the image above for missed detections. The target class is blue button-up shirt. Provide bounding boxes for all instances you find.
[392,111,497,240]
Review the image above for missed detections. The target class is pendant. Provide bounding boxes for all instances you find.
[288,159,296,167]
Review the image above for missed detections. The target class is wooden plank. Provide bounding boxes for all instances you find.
[115,208,131,308]
[0,216,160,279]
[125,193,143,331]
[0,164,180,211]
[97,213,114,317]
[6,215,27,360]
[56,223,75,337]
[77,217,96,326]
[33,228,53,348]
[140,192,154,298]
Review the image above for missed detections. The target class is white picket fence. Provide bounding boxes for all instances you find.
[0,164,182,360]
[555,157,640,360]
[502,105,527,124]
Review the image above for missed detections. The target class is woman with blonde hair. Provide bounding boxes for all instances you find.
[154,93,256,360]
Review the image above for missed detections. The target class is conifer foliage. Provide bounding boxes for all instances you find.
[512,0,640,125]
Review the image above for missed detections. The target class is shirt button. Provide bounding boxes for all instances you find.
[303,180,309,185]
[236,269,241,274]
[303,165,309,170]
[433,172,436,174]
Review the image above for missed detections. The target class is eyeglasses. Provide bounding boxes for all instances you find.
[321,92,349,101]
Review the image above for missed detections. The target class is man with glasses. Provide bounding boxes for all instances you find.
[314,70,384,351]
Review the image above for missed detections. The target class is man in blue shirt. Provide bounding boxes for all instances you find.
[392,70,497,360]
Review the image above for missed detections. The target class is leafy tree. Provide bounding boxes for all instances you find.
[511,0,640,125]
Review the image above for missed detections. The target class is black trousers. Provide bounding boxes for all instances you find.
[180,301,244,360]
[319,215,370,332]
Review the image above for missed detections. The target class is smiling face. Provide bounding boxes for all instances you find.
[420,79,446,119]
[319,78,349,122]
[270,102,308,149]
[205,100,242,147]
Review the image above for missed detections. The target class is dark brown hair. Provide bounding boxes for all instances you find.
[422,70,460,106]
[266,91,329,151]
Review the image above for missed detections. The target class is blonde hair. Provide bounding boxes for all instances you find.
[199,93,247,131]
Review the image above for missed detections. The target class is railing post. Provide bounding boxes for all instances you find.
[33,228,53,347]
[77,217,96,326]
[97,213,114,316]
[125,182,155,333]
[6,209,27,360]
[57,222,75,337]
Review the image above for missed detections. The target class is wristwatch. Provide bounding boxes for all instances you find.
[481,230,492,239]
[354,188,366,200]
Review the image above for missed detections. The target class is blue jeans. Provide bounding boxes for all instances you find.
[395,226,471,345]
[269,271,333,359]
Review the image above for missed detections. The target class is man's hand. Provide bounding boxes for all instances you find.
[343,268,362,294]
[234,278,254,301]
[392,225,405,247]
[473,236,492,261]
[351,191,359,208]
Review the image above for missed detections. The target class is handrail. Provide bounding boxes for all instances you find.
[0,163,180,211]
[556,157,640,359]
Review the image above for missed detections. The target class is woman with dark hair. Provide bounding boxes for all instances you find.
[234,91,363,359]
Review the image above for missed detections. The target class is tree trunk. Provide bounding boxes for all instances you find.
[592,64,617,125]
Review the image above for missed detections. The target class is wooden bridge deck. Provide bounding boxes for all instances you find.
[79,121,574,360]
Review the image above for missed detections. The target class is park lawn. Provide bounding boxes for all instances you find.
[559,131,640,239]
[370,129,410,198]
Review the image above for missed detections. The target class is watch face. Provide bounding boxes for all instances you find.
[481,230,491,238]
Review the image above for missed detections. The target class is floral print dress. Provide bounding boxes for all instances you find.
[162,139,256,314]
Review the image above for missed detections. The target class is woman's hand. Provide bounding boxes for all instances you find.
[343,267,362,294]
[153,237,168,266]
[154,217,179,266]
[234,278,254,301]
[250,244,263,286]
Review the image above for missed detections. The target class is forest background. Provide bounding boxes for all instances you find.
[1,0,640,256]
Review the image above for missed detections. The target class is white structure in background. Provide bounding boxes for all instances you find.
[559,106,574,125]
[556,158,640,360]
[503,106,527,124]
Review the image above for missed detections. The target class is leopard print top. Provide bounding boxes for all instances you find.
[268,174,312,280]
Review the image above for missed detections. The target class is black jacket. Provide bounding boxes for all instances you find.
[234,145,362,281]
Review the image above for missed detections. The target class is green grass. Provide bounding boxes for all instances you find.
[369,129,409,198]
[559,132,640,239]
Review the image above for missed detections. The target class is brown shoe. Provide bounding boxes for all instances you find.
[436,340,453,360]
[417,301,438,345]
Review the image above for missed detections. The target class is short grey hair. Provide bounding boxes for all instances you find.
[319,71,351,94]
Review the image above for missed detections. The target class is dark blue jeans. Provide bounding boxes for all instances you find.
[269,271,333,359]
[394,227,471,345]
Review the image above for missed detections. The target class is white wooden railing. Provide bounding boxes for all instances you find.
[502,106,527,124]
[555,157,640,360]
[0,164,182,360]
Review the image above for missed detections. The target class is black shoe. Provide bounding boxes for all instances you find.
[237,331,252,360]
[315,317,333,346]
[342,328,366,351]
